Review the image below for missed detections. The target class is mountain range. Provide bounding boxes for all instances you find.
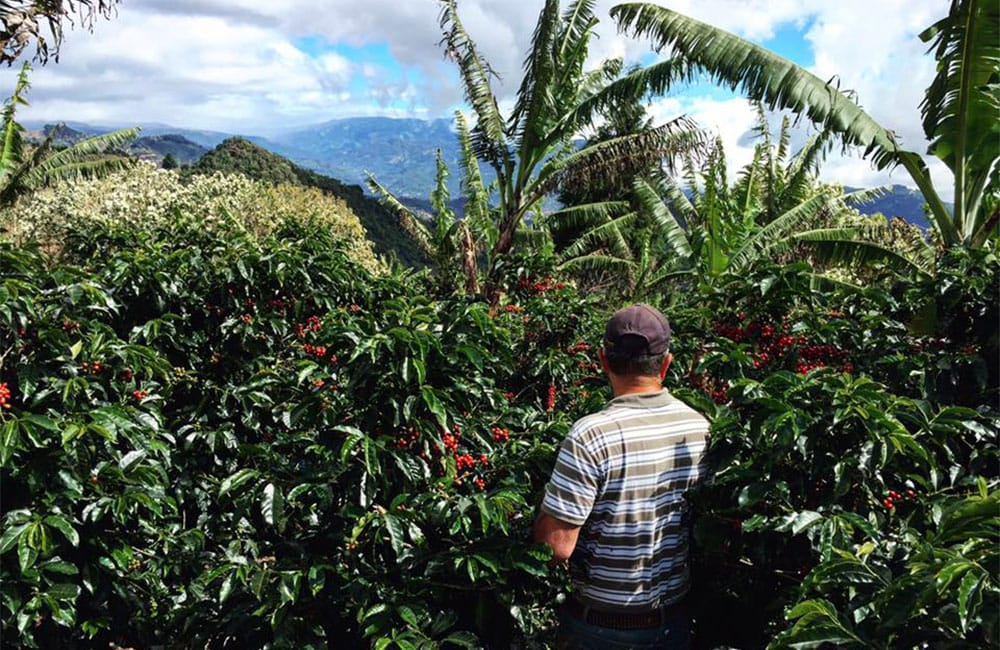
[24,117,939,228]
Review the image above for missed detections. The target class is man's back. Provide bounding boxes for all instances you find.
[533,303,709,648]
[542,389,709,610]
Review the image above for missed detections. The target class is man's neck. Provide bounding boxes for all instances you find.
[610,378,663,397]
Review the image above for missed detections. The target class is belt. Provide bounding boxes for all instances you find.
[564,597,684,630]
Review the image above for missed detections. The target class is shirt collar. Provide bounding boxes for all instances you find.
[605,388,673,409]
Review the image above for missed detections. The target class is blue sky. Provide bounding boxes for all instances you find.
[292,36,431,113]
[764,21,815,67]
[288,12,817,117]
[4,0,949,192]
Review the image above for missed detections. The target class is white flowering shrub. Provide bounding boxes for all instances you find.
[2,163,381,271]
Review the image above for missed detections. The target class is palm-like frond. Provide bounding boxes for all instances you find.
[557,0,598,61]
[453,112,487,207]
[367,174,435,258]
[919,0,1000,244]
[783,131,833,205]
[0,61,29,178]
[21,125,139,189]
[453,111,496,252]
[612,3,901,165]
[565,57,697,132]
[0,74,138,208]
[774,115,791,169]
[22,156,133,188]
[632,177,693,260]
[510,0,561,167]
[530,114,705,208]
[513,226,551,251]
[660,174,698,230]
[576,58,624,101]
[727,190,833,271]
[551,0,599,103]
[792,227,934,274]
[611,1,973,246]
[558,209,638,261]
[557,252,636,275]
[430,150,458,248]
[843,184,892,207]
[0,131,48,206]
[440,0,713,282]
[548,200,631,230]
[732,144,763,218]
[438,0,511,175]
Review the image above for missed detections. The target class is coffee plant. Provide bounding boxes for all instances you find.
[1,214,997,649]
[0,215,607,648]
[665,260,999,648]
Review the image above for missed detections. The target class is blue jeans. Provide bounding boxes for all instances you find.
[555,604,690,650]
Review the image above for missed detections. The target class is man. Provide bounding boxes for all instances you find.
[533,303,710,649]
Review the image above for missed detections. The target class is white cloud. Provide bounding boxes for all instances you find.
[317,52,352,81]
[667,96,760,169]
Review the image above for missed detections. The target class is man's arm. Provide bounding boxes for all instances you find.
[532,511,581,564]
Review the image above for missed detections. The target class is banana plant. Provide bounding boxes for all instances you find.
[438,0,706,292]
[611,0,999,249]
[554,111,936,297]
[653,122,937,282]
[368,112,489,296]
[0,62,139,210]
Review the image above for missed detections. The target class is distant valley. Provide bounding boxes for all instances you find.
[24,117,939,228]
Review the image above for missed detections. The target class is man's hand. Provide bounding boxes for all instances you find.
[532,511,581,565]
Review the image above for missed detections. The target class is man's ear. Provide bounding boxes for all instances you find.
[659,352,673,379]
[598,348,610,375]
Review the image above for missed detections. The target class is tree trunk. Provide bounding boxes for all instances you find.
[460,222,479,295]
[485,213,520,304]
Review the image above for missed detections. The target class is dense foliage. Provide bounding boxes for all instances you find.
[0,63,139,211]
[1,0,998,648]
[0,216,611,648]
[663,257,999,648]
[2,209,997,648]
[0,163,381,272]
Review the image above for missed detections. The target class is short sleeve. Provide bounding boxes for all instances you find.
[540,433,603,526]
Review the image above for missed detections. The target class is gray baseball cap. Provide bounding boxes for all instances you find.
[603,303,671,355]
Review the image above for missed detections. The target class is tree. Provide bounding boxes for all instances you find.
[437,0,705,291]
[650,115,935,282]
[0,62,138,208]
[551,66,657,250]
[369,111,488,296]
[555,65,657,208]
[611,0,999,249]
[160,153,178,170]
[1,0,121,65]
[555,108,935,300]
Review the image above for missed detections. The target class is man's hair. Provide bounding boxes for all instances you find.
[603,349,667,377]
[601,304,672,377]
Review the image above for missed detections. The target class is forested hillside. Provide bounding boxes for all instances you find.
[129,134,206,165]
[189,137,427,267]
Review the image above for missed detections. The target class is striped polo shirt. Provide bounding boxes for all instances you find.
[541,389,709,610]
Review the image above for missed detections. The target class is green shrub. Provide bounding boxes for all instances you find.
[0,219,605,648]
[1,217,996,648]
[1,163,381,272]
[664,260,1000,649]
